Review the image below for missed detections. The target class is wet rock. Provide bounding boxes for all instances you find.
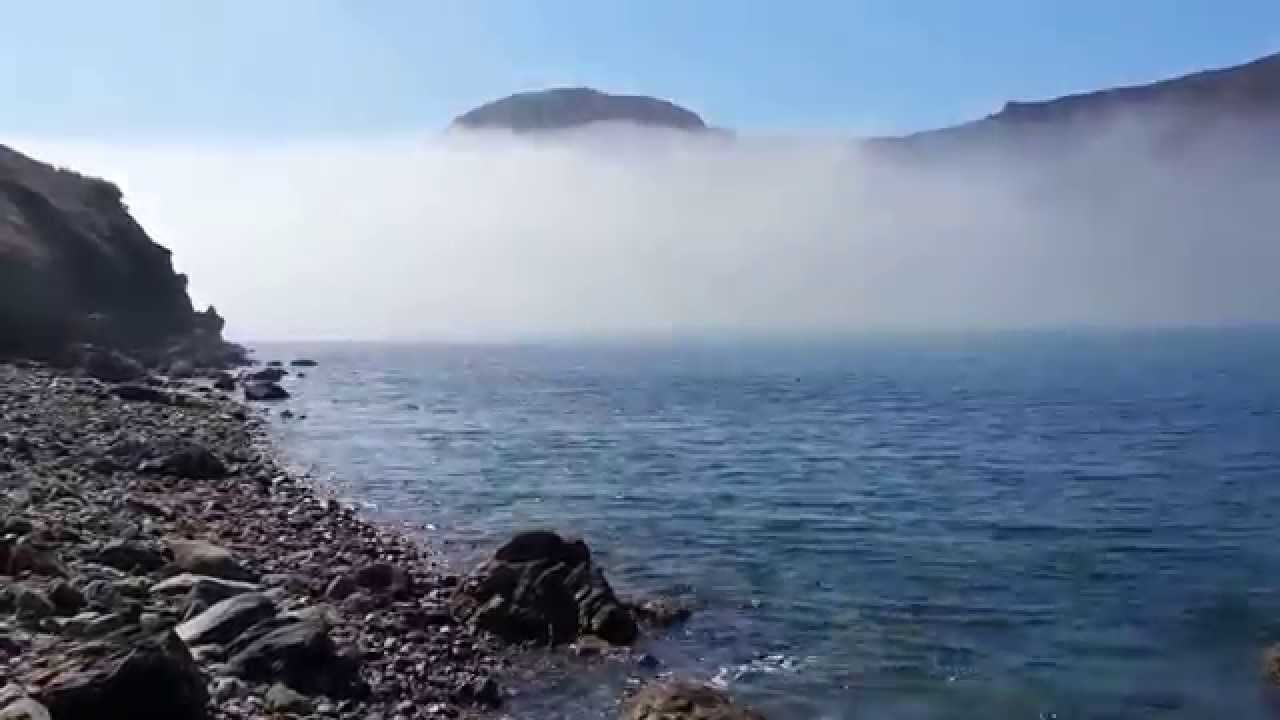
[36,630,208,720]
[176,592,276,646]
[622,680,765,720]
[264,683,312,714]
[110,384,170,405]
[148,444,227,480]
[81,348,145,383]
[289,359,318,367]
[450,531,637,646]
[168,539,253,581]
[92,540,168,573]
[0,698,50,720]
[212,372,236,391]
[243,382,289,402]
[225,620,368,699]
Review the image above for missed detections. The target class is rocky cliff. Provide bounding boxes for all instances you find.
[0,143,240,366]
[453,87,707,133]
[872,52,1280,159]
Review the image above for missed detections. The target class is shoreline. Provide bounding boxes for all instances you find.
[0,359,755,720]
[0,361,512,719]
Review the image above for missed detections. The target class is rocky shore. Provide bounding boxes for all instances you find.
[0,359,761,720]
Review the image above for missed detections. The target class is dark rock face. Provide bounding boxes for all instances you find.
[243,382,289,402]
[35,630,209,720]
[450,531,638,646]
[225,620,368,699]
[622,680,765,720]
[454,87,707,133]
[0,145,244,365]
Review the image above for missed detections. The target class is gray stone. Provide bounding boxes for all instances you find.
[151,573,259,598]
[622,680,766,720]
[168,539,252,581]
[0,698,51,720]
[176,593,276,647]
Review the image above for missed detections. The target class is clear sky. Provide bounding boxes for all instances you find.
[3,1,1279,139]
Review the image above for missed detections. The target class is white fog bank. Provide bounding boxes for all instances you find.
[14,122,1280,341]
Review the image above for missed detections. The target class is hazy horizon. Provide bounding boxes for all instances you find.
[14,115,1280,342]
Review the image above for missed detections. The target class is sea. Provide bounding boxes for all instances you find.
[258,329,1280,719]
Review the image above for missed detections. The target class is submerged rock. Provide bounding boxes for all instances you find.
[622,680,765,720]
[289,358,318,367]
[450,530,637,646]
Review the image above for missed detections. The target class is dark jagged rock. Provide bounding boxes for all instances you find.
[450,531,638,646]
[622,680,765,720]
[225,620,368,699]
[243,382,289,402]
[0,144,242,365]
[454,87,707,133]
[288,358,318,367]
[211,372,236,391]
[35,630,208,720]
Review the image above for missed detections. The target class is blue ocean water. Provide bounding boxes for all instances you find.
[260,330,1280,719]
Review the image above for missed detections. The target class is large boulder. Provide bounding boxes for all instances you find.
[622,680,765,720]
[34,630,208,720]
[450,531,638,646]
[225,620,367,699]
[175,592,276,646]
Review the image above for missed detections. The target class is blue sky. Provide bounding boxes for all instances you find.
[2,1,1279,138]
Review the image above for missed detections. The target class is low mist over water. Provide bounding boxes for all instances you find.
[17,117,1280,342]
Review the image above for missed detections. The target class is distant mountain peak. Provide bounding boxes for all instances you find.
[452,87,708,133]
